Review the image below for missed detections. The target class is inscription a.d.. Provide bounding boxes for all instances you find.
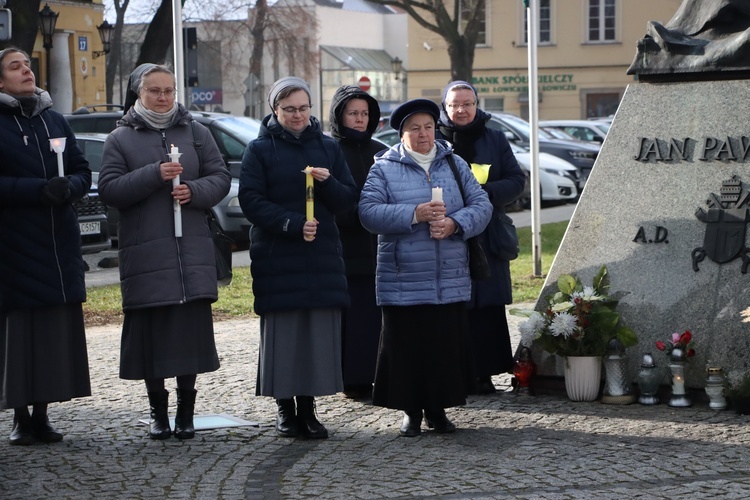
[633,226,669,244]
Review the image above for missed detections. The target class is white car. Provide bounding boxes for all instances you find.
[510,143,578,206]
[539,119,610,144]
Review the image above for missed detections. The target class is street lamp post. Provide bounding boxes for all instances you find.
[391,57,407,101]
[38,3,58,95]
[92,20,114,59]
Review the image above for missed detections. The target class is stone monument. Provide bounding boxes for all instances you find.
[528,0,750,389]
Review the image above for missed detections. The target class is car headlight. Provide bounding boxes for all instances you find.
[568,151,597,160]
[542,168,568,177]
[227,197,241,207]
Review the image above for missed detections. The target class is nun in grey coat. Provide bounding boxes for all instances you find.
[99,64,231,441]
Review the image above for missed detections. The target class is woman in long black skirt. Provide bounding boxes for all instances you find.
[0,47,92,445]
[99,64,230,440]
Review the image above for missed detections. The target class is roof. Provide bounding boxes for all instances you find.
[320,45,394,72]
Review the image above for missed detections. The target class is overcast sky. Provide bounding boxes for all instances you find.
[102,0,250,24]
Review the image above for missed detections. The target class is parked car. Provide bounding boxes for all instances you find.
[74,182,111,254]
[66,106,262,247]
[539,119,610,143]
[509,143,578,206]
[487,112,598,191]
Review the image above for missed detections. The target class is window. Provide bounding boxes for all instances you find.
[585,92,620,118]
[523,0,552,45]
[460,0,486,46]
[587,0,617,42]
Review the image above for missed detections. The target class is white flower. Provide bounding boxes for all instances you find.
[549,312,577,338]
[571,286,602,301]
[519,312,545,347]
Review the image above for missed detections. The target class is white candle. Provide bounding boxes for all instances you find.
[672,374,685,395]
[49,137,67,177]
[168,144,183,238]
[431,187,443,202]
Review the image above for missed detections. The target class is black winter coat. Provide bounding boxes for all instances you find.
[438,109,526,307]
[329,85,386,276]
[239,114,358,314]
[0,89,91,310]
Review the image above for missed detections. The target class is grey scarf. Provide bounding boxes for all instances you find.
[133,99,179,129]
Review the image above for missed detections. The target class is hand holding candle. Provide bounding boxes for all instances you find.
[168,144,183,238]
[303,166,315,241]
[49,137,67,177]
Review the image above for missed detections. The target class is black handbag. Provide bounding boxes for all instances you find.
[486,213,519,261]
[207,211,233,287]
[445,154,492,281]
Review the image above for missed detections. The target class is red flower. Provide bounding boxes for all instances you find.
[679,330,692,346]
[686,348,696,357]
[655,341,666,351]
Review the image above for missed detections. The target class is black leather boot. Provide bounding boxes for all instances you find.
[147,389,171,440]
[295,396,328,439]
[9,410,34,446]
[275,399,299,437]
[30,404,63,443]
[424,408,456,434]
[174,388,197,440]
[399,411,422,438]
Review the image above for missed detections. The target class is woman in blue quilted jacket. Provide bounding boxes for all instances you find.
[359,99,492,437]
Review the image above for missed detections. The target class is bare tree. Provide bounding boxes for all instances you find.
[106,0,130,104]
[247,0,269,116]
[0,0,43,54]
[366,0,485,82]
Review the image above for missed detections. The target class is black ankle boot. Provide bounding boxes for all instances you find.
[147,389,171,440]
[295,396,328,439]
[424,408,456,434]
[10,411,34,446]
[275,399,299,437]
[30,407,63,443]
[174,388,197,440]
[399,411,422,438]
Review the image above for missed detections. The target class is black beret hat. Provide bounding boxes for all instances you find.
[390,98,440,136]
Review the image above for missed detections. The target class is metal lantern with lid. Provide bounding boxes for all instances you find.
[602,338,636,404]
[705,367,727,410]
[636,353,662,405]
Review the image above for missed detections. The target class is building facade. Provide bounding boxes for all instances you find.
[24,0,109,113]
[405,0,683,119]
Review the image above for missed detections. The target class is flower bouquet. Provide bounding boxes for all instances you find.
[655,330,696,359]
[518,265,638,357]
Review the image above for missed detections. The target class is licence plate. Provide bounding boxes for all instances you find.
[80,221,101,235]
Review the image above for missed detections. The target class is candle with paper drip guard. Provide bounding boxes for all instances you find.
[302,166,315,241]
[431,187,443,203]
[49,137,67,177]
[168,144,183,238]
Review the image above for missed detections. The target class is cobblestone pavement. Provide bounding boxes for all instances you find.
[2,308,750,499]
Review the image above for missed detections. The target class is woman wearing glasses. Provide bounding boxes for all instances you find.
[98,64,231,440]
[437,81,526,395]
[239,77,357,439]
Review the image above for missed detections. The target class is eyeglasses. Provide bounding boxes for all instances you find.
[144,87,177,98]
[446,102,477,110]
[280,105,312,115]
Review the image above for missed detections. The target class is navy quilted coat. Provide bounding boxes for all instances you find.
[358,140,493,306]
[0,89,91,310]
[239,115,358,314]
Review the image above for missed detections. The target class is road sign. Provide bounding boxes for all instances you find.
[358,76,371,92]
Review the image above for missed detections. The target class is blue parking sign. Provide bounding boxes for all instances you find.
[79,36,87,52]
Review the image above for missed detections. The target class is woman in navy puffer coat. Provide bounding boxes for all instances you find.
[359,99,492,437]
[239,77,357,439]
[437,81,527,395]
[0,47,92,446]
